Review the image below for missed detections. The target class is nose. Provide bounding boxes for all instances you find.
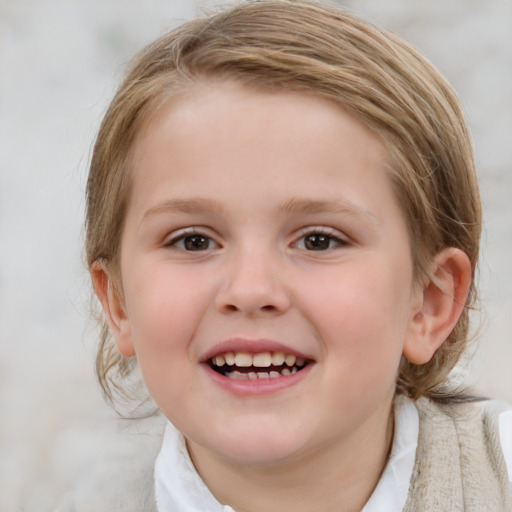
[215,248,291,316]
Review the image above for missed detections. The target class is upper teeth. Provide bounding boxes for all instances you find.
[212,352,305,368]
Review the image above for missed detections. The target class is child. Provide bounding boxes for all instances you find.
[61,0,512,510]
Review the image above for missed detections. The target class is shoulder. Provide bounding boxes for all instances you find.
[414,395,511,430]
[55,413,165,512]
[415,396,512,486]
[403,396,512,511]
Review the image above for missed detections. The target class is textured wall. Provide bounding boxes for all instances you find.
[0,0,510,509]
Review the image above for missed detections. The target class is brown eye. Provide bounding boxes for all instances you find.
[295,231,346,251]
[167,230,220,252]
[303,234,333,250]
[183,235,212,251]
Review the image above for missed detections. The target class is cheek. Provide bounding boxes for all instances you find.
[123,264,212,360]
[304,262,412,374]
[122,268,210,412]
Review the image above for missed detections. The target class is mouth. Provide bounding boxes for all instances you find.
[208,351,310,380]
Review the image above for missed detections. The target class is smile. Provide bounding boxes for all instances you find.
[209,351,309,380]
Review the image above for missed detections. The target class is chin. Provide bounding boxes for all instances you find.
[203,424,308,466]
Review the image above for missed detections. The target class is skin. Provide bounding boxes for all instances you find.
[93,82,471,512]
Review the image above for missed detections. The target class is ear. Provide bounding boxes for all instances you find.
[91,261,136,357]
[403,248,472,364]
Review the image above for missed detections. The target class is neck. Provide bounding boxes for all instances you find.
[187,398,395,512]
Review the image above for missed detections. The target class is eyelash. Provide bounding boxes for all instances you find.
[165,228,220,252]
[293,227,348,251]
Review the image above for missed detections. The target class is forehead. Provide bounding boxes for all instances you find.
[125,81,398,222]
[130,81,389,177]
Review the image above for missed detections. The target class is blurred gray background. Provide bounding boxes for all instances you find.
[0,0,510,509]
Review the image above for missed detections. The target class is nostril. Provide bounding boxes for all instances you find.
[223,304,276,313]
[224,304,240,312]
[216,284,291,315]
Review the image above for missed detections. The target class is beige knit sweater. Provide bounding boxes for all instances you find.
[403,397,511,511]
[57,397,511,512]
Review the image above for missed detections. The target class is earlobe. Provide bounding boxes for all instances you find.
[403,248,472,364]
[91,261,136,357]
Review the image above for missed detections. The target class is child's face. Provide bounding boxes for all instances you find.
[109,82,423,467]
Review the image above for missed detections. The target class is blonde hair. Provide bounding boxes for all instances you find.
[86,0,481,406]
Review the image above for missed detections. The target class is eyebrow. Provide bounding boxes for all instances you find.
[142,196,378,224]
[279,198,378,224]
[142,198,225,220]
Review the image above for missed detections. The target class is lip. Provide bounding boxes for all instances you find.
[202,361,314,396]
[199,337,315,396]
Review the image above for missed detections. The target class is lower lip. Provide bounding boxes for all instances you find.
[202,363,313,396]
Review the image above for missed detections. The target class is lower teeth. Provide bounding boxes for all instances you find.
[225,367,298,380]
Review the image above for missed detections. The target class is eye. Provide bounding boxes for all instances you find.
[168,232,219,251]
[294,229,347,251]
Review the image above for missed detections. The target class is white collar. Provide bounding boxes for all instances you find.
[362,395,418,511]
[154,395,419,512]
[154,423,235,512]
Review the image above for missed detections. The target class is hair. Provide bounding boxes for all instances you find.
[85,0,481,407]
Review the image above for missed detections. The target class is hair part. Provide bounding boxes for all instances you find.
[86,0,481,408]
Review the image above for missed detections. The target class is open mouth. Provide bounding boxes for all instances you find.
[208,351,310,380]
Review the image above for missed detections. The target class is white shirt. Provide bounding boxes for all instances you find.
[154,396,512,511]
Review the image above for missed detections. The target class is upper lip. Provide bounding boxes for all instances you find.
[200,338,314,363]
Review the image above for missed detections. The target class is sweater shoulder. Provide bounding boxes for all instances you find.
[403,396,512,512]
[415,396,510,421]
